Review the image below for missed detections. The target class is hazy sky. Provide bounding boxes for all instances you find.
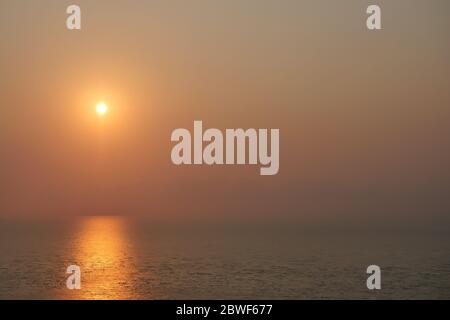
[1,1,449,223]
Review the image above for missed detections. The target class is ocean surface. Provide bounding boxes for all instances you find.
[0,216,449,299]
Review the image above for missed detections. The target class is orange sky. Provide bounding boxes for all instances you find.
[1,1,450,223]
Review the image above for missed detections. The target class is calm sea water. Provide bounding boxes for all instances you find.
[0,216,449,299]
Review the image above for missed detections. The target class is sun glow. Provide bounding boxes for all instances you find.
[96,102,108,115]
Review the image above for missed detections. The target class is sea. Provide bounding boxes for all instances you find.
[0,216,449,299]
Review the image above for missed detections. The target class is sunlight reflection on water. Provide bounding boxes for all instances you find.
[63,216,137,300]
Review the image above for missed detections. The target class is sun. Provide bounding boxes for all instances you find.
[96,102,108,115]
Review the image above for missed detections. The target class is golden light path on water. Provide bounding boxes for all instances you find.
[64,217,137,300]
